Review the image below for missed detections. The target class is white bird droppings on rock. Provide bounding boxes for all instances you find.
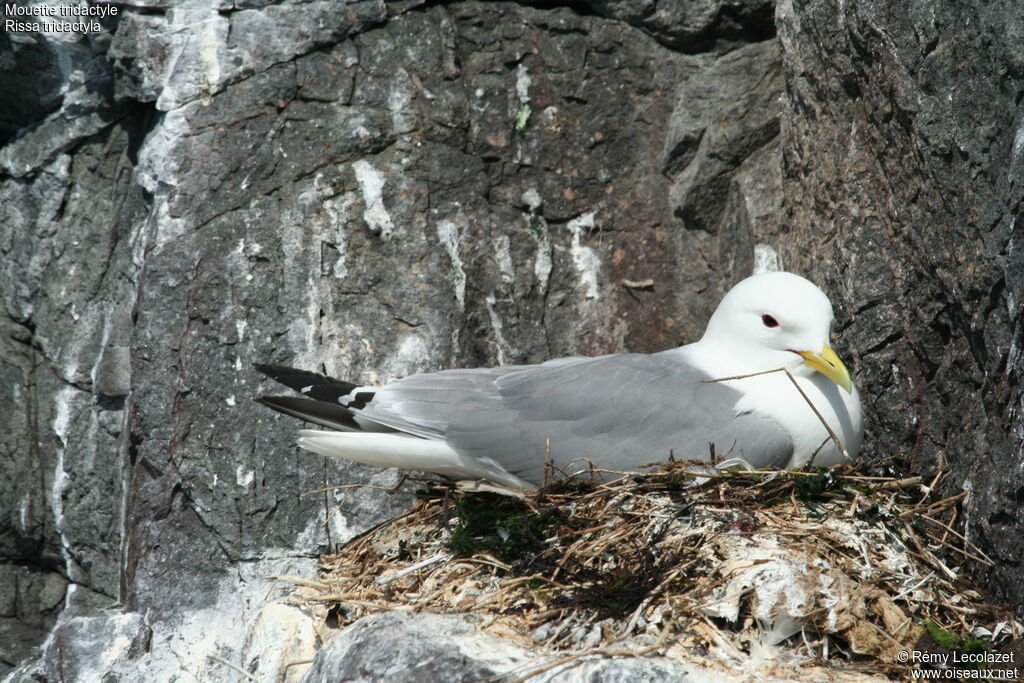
[493,235,514,283]
[436,219,467,308]
[567,211,601,299]
[753,243,782,274]
[352,160,394,238]
[515,64,531,104]
[521,187,542,210]
[235,465,254,488]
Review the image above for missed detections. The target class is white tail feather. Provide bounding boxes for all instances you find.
[296,430,533,490]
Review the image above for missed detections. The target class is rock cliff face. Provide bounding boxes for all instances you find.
[773,0,1024,603]
[0,0,1020,679]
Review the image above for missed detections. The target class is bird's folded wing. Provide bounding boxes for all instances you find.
[351,353,794,483]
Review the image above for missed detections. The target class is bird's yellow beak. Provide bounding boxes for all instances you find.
[797,346,854,394]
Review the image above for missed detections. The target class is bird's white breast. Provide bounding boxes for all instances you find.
[674,343,864,467]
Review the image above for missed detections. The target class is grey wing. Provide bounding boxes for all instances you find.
[353,353,793,484]
[447,353,793,482]
[350,357,591,438]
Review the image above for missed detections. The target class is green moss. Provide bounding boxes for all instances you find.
[794,468,840,495]
[445,494,557,567]
[526,215,545,237]
[925,620,959,649]
[791,468,861,511]
[924,620,991,667]
[962,637,991,654]
[514,103,532,133]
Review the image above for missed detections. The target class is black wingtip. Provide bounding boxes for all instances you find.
[253,363,292,380]
[253,363,359,402]
[255,394,362,431]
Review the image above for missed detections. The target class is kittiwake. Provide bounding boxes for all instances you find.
[255,271,863,489]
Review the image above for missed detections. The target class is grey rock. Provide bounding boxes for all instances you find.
[7,610,151,682]
[302,612,522,682]
[302,612,697,683]
[546,656,702,683]
[0,564,69,675]
[0,0,118,176]
[108,1,387,110]
[661,38,786,327]
[774,0,1024,606]
[664,40,782,233]
[549,0,776,53]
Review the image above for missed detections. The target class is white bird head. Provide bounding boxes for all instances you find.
[701,271,854,393]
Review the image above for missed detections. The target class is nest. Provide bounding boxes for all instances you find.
[286,462,1021,680]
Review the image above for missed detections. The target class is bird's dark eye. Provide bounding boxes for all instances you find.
[761,314,779,328]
